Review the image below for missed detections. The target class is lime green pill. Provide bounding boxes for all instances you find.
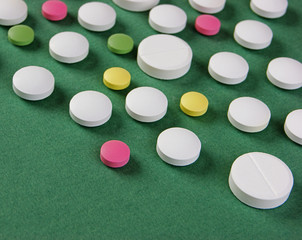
[8,25,34,46]
[107,33,134,54]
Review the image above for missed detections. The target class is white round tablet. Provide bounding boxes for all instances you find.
[137,34,193,80]
[0,0,27,26]
[49,32,89,64]
[284,109,302,145]
[234,20,273,50]
[125,86,168,123]
[229,152,294,209]
[266,57,302,90]
[156,127,201,166]
[78,2,116,32]
[250,0,288,19]
[227,97,271,133]
[149,4,187,34]
[69,91,112,127]
[12,66,55,101]
[112,0,159,12]
[188,0,226,14]
[208,52,249,85]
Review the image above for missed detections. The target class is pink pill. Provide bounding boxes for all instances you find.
[42,0,68,21]
[100,140,130,168]
[195,15,221,36]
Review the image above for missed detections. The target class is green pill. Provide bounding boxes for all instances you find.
[107,33,134,54]
[8,25,34,46]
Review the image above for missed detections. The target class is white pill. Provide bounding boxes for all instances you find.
[229,152,294,209]
[149,4,187,34]
[49,32,89,64]
[188,0,226,14]
[112,0,159,12]
[284,109,302,145]
[156,127,201,166]
[227,97,271,133]
[137,34,193,80]
[69,91,112,127]
[12,66,55,101]
[0,0,27,26]
[234,20,273,50]
[266,57,302,90]
[78,2,116,32]
[250,0,288,19]
[125,86,168,123]
[208,52,249,85]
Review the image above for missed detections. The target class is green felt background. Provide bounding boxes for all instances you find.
[0,0,301,239]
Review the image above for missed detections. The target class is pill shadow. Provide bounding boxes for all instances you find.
[53,13,77,27]
[108,155,141,176]
[275,7,300,26]
[217,2,237,21]
[60,50,100,71]
[22,85,67,112]
[164,148,215,177]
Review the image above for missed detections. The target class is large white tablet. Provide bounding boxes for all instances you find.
[125,86,168,123]
[229,152,294,209]
[284,109,302,145]
[0,0,27,26]
[188,0,226,14]
[149,4,187,34]
[112,0,159,12]
[208,52,249,85]
[13,66,55,101]
[156,127,201,166]
[266,57,302,90]
[137,34,193,80]
[250,0,288,19]
[49,32,89,64]
[227,97,271,133]
[78,2,116,32]
[234,20,273,50]
[69,91,112,127]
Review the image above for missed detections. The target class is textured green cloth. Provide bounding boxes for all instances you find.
[0,0,301,239]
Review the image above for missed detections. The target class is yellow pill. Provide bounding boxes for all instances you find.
[103,67,131,90]
[180,91,208,117]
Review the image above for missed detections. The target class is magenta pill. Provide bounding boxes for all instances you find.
[195,14,221,36]
[42,0,67,21]
[100,140,130,168]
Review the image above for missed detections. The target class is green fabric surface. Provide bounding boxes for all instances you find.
[0,0,301,239]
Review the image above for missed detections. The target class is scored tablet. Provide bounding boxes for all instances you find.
[229,152,294,209]
[13,66,55,101]
[149,4,187,34]
[78,2,116,32]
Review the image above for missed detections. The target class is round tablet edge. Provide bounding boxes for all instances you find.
[234,28,272,50]
[284,118,302,145]
[125,104,167,123]
[250,1,287,19]
[208,64,247,85]
[12,82,54,101]
[266,68,302,90]
[188,0,225,14]
[227,109,269,133]
[49,47,89,64]
[78,15,116,32]
[69,109,112,127]
[148,14,186,34]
